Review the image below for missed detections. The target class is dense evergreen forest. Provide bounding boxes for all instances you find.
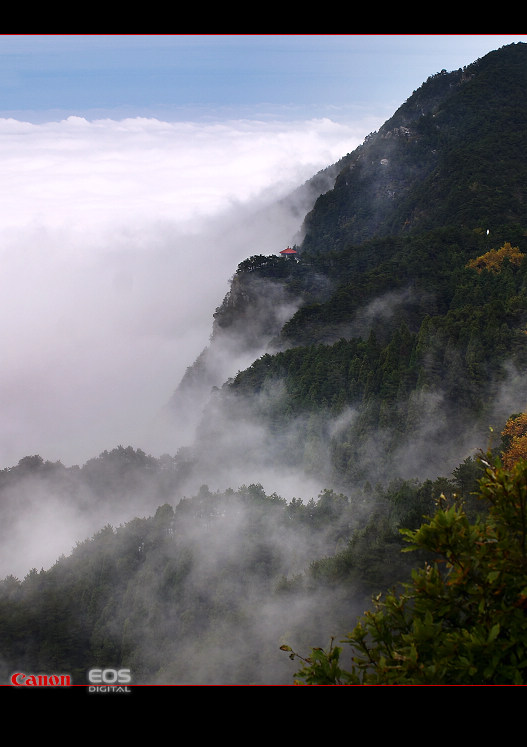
[3,43,527,687]
[0,448,484,685]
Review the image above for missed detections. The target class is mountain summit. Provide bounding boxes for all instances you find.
[302,42,527,253]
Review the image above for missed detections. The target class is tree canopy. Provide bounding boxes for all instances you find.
[284,455,527,685]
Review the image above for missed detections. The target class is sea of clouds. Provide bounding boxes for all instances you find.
[0,113,382,469]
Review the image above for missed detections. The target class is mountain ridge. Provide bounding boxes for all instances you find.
[167,41,527,495]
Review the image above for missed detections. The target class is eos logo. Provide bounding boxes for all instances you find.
[88,668,131,685]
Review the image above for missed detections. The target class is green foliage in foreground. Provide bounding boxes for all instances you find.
[283,456,527,685]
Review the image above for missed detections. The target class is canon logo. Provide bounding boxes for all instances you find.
[11,672,71,687]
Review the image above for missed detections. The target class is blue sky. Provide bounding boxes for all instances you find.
[0,34,526,122]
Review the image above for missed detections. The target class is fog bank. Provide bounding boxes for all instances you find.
[0,114,380,469]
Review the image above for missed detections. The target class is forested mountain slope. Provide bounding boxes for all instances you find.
[2,43,527,687]
[185,42,527,492]
[302,42,527,251]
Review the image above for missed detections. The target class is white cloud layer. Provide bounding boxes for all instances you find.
[0,114,380,468]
